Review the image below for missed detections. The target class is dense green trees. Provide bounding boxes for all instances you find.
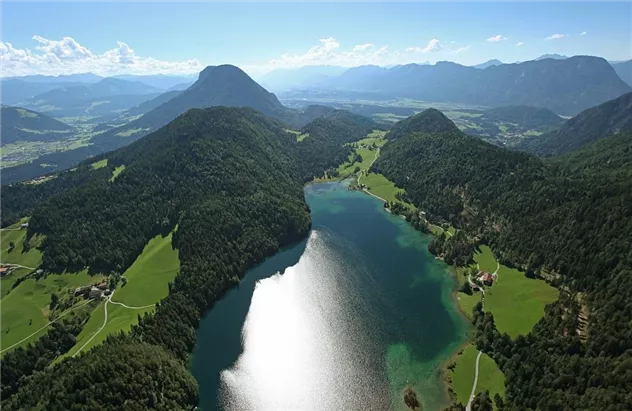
[1,106,373,409]
[375,109,632,409]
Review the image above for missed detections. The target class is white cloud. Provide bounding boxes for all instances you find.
[450,45,470,54]
[486,34,508,43]
[244,37,450,76]
[352,43,374,52]
[546,33,565,41]
[0,35,202,77]
[406,39,443,53]
[516,41,525,47]
[580,31,587,36]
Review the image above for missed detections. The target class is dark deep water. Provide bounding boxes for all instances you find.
[190,181,469,410]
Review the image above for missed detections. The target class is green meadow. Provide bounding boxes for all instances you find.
[0,270,105,354]
[110,165,126,182]
[62,232,179,358]
[469,245,559,338]
[90,158,108,169]
[451,343,505,407]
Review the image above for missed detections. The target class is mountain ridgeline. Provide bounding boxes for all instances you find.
[1,106,75,145]
[517,91,632,156]
[296,56,631,116]
[0,106,378,409]
[372,109,632,409]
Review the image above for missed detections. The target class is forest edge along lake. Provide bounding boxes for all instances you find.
[190,180,470,410]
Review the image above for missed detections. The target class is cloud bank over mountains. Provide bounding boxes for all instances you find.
[1,36,203,77]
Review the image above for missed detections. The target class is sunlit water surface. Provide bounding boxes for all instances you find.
[191,181,468,410]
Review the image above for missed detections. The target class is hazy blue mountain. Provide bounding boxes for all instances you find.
[1,105,75,145]
[112,74,197,90]
[1,79,85,105]
[535,54,568,61]
[321,56,631,115]
[473,59,503,69]
[259,65,347,91]
[611,60,632,87]
[21,78,162,117]
[517,92,632,156]
[167,81,195,91]
[92,65,290,150]
[4,73,103,84]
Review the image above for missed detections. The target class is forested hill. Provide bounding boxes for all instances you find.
[1,105,75,145]
[373,109,632,409]
[481,105,563,130]
[385,108,461,140]
[0,106,377,409]
[517,92,632,156]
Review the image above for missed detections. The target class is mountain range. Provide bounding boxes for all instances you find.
[308,56,630,116]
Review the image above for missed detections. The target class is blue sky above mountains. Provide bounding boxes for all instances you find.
[1,2,630,77]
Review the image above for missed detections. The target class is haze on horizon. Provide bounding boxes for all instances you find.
[1,1,631,79]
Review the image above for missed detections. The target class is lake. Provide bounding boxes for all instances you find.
[190,181,469,410]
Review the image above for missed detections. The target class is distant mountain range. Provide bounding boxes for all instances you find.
[1,106,75,145]
[611,60,632,87]
[19,78,162,118]
[298,56,631,116]
[516,92,632,156]
[473,59,504,69]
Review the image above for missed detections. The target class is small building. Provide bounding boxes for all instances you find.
[478,271,494,286]
[88,287,103,299]
[470,282,480,291]
[97,281,108,290]
[0,266,10,277]
[20,223,28,229]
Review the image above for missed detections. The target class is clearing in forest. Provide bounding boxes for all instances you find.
[450,343,505,407]
[62,231,179,358]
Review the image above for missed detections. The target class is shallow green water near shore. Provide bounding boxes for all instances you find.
[191,181,469,410]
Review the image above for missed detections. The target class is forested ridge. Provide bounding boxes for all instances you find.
[374,109,632,409]
[1,106,376,409]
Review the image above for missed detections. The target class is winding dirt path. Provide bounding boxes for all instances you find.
[466,351,483,411]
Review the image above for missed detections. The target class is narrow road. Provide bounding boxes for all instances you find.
[73,290,115,357]
[357,147,380,187]
[1,263,37,270]
[1,298,94,353]
[108,299,154,310]
[465,351,483,411]
[73,291,155,357]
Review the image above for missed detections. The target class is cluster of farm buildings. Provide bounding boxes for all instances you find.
[75,281,110,300]
[470,271,497,291]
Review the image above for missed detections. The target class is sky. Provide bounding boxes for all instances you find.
[1,2,631,79]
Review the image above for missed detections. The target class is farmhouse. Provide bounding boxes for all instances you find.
[0,265,11,277]
[478,271,494,286]
[20,223,28,229]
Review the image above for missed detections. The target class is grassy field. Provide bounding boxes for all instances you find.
[1,220,43,269]
[474,245,497,273]
[0,270,105,354]
[472,245,559,338]
[91,158,108,169]
[485,264,559,338]
[451,344,505,407]
[110,165,126,182]
[62,232,179,358]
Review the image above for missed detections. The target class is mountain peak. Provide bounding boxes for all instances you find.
[386,108,461,140]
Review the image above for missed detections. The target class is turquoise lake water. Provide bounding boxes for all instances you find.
[190,181,469,410]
